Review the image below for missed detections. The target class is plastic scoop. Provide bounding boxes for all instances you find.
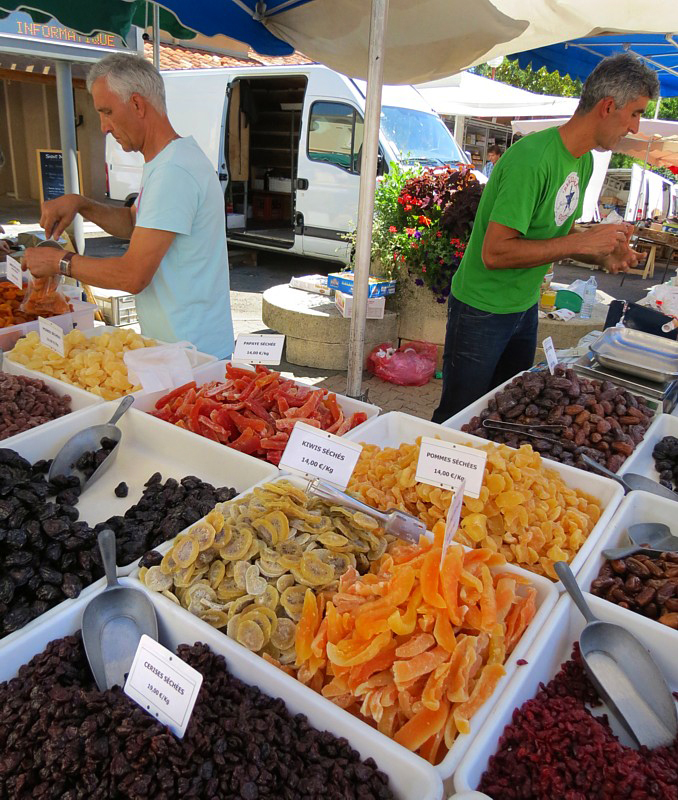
[308,480,426,543]
[581,453,678,502]
[555,560,678,750]
[602,522,678,560]
[48,395,134,490]
[82,529,158,691]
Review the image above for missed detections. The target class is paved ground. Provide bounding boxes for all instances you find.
[0,195,664,420]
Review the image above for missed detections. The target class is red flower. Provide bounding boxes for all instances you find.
[411,242,419,249]
[405,227,415,236]
[389,225,397,233]
[436,231,442,238]
[418,216,432,227]
[404,204,413,212]
[422,266,427,272]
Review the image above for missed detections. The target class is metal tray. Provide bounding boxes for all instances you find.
[589,328,678,383]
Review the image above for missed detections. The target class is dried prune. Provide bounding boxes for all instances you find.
[114,481,129,498]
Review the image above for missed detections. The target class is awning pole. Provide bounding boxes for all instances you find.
[152,3,160,70]
[55,61,84,254]
[346,0,389,399]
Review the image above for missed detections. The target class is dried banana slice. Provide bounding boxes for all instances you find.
[253,517,279,547]
[226,612,242,639]
[198,609,229,628]
[245,564,268,596]
[161,589,180,605]
[317,531,349,548]
[300,553,335,586]
[236,618,265,652]
[216,577,244,601]
[191,520,216,551]
[228,593,255,620]
[172,535,199,568]
[270,618,296,651]
[185,583,217,614]
[219,527,253,561]
[173,564,196,588]
[280,585,306,619]
[213,524,232,549]
[160,549,178,574]
[208,560,226,589]
[276,574,296,593]
[255,584,279,610]
[144,565,173,592]
[205,509,225,533]
[352,511,380,531]
[240,608,273,643]
[233,560,250,590]
[138,566,148,583]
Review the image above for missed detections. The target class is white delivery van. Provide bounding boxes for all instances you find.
[105,64,473,262]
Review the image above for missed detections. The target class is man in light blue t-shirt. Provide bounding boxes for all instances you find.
[23,53,233,359]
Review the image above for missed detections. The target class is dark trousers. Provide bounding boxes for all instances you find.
[431,294,538,423]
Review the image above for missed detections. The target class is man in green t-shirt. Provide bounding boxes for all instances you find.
[432,54,660,423]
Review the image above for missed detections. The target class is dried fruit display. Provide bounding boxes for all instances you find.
[0,280,33,326]
[0,635,394,799]
[149,364,368,464]
[20,275,71,317]
[653,436,678,492]
[0,372,71,440]
[590,551,678,628]
[7,328,158,399]
[292,537,537,765]
[478,644,678,799]
[461,366,653,473]
[140,480,392,662]
[348,439,601,580]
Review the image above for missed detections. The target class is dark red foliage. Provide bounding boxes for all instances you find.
[478,644,678,799]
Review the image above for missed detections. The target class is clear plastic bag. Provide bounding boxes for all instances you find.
[367,340,438,386]
[19,274,72,317]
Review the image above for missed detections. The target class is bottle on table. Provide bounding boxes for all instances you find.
[580,276,597,320]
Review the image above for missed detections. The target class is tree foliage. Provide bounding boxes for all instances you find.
[472,59,582,97]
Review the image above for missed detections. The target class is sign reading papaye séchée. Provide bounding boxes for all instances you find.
[415,437,487,499]
[232,334,285,365]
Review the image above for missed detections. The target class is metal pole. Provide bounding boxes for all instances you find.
[345,0,389,399]
[55,61,84,254]
[152,3,160,70]
[654,95,662,119]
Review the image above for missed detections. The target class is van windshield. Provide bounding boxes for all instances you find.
[380,107,469,166]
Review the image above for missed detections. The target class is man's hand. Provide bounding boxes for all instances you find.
[575,224,631,259]
[40,194,83,240]
[23,246,64,278]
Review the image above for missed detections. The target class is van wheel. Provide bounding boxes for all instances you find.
[124,194,138,208]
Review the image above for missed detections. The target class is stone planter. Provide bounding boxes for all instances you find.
[391,270,448,367]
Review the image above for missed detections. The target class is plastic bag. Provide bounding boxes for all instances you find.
[123,342,199,393]
[20,274,72,317]
[367,340,437,386]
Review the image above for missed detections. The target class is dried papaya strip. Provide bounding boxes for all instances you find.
[452,662,506,735]
[392,645,449,687]
[504,588,537,653]
[395,633,435,659]
[295,589,320,666]
[420,548,447,609]
[419,726,446,765]
[346,641,398,691]
[387,585,422,636]
[444,636,477,703]
[433,610,457,653]
[479,564,498,632]
[421,659,453,712]
[394,698,450,753]
[326,631,392,668]
[494,576,517,623]
[440,545,463,626]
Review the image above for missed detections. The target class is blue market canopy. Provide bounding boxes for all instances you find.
[512,34,678,96]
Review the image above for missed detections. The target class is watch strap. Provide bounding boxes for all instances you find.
[59,251,75,278]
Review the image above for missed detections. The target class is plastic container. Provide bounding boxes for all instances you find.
[0,297,98,352]
[539,289,557,312]
[554,288,583,313]
[452,593,678,796]
[344,412,624,587]
[127,473,557,792]
[617,412,678,481]
[0,579,444,800]
[579,275,597,319]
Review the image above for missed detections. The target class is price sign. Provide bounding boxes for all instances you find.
[5,254,22,290]
[124,635,203,739]
[233,334,285,365]
[440,479,465,571]
[543,336,558,375]
[38,316,65,357]
[279,421,363,489]
[415,437,486,499]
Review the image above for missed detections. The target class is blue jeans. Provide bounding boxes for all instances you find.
[431,295,538,423]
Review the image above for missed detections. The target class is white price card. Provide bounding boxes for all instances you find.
[543,336,558,375]
[440,478,465,571]
[279,421,363,489]
[5,254,22,289]
[38,316,65,357]
[415,437,486,499]
[233,334,285,365]
[124,635,203,739]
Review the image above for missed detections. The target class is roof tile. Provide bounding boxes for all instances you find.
[145,41,314,71]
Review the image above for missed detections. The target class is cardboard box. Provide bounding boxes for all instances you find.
[327,271,396,298]
[334,289,385,319]
[289,274,332,295]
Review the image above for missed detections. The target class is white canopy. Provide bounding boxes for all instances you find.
[416,71,579,118]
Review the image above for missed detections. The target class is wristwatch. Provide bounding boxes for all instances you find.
[58,251,75,278]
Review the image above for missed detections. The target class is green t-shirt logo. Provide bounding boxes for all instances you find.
[554,171,581,226]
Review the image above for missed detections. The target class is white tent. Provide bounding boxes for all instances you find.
[416,71,579,118]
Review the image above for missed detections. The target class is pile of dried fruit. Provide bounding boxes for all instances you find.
[460,366,653,472]
[478,644,678,799]
[653,435,678,492]
[149,365,368,464]
[590,551,678,628]
[20,275,71,317]
[7,328,157,400]
[0,280,33,326]
[348,438,601,579]
[140,480,391,663]
[0,635,394,800]
[291,537,537,765]
[0,372,71,440]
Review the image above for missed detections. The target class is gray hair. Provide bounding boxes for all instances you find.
[87,53,166,113]
[577,53,659,114]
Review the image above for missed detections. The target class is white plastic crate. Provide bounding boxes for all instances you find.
[619,412,678,481]
[127,472,558,790]
[343,412,624,586]
[452,593,678,796]
[0,579,444,800]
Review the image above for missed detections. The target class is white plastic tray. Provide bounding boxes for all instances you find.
[0,579,444,800]
[440,372,520,431]
[343,412,625,586]
[452,593,678,796]
[132,358,380,425]
[619,412,678,481]
[5,325,217,398]
[127,472,558,791]
[576,490,678,644]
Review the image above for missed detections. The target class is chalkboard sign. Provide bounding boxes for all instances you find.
[36,149,82,204]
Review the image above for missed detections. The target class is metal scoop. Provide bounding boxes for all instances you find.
[48,395,134,490]
[82,528,158,691]
[602,522,678,559]
[581,453,678,502]
[555,560,678,750]
[308,480,426,543]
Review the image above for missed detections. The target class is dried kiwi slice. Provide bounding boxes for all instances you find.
[172,535,199,568]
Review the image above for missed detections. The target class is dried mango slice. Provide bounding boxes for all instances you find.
[191,520,216,551]
[219,527,253,560]
[172,535,199,568]
[270,617,296,650]
[144,565,173,592]
[236,619,265,652]
[245,564,268,596]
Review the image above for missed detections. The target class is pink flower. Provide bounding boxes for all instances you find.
[389,225,397,233]
[404,204,413,212]
[405,228,416,236]
[422,266,427,272]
